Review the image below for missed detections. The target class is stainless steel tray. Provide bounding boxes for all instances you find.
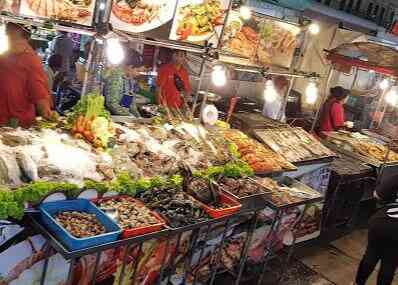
[322,140,398,168]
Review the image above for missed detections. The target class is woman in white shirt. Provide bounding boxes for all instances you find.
[262,76,289,122]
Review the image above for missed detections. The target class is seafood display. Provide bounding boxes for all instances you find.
[137,187,210,228]
[0,128,105,187]
[218,177,266,198]
[254,128,335,163]
[21,0,94,25]
[326,131,398,164]
[255,177,321,207]
[220,11,300,68]
[170,0,228,45]
[98,196,161,229]
[223,129,295,172]
[55,211,106,238]
[0,117,236,188]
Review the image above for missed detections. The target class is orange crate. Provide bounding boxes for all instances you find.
[197,193,241,218]
[92,195,166,238]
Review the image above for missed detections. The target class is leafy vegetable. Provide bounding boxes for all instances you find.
[223,160,254,178]
[84,180,111,194]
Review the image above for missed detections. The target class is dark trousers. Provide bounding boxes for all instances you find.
[355,212,398,285]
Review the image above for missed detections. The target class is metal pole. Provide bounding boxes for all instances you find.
[191,56,207,117]
[311,67,334,132]
[278,30,309,122]
[235,212,259,285]
[90,251,102,285]
[310,25,339,132]
[370,88,388,129]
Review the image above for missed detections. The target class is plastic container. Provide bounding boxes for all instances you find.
[93,195,166,238]
[198,193,241,218]
[222,190,269,211]
[39,199,121,251]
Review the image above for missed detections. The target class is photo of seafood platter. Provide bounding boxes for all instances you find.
[0,0,19,14]
[220,10,301,68]
[20,0,95,26]
[169,0,230,46]
[110,0,177,34]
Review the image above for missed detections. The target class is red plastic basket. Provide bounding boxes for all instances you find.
[195,193,241,218]
[92,195,166,238]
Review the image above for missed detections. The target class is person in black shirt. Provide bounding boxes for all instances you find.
[355,174,398,285]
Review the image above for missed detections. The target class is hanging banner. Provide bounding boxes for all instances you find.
[169,0,231,47]
[110,0,178,36]
[19,0,95,26]
[219,10,301,69]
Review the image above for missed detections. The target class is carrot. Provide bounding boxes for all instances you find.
[83,130,92,140]
[76,116,85,133]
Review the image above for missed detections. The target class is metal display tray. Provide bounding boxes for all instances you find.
[323,141,398,168]
[27,204,267,260]
[253,129,336,166]
[252,177,324,210]
[221,178,271,211]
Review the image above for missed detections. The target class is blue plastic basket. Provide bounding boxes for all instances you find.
[39,199,121,251]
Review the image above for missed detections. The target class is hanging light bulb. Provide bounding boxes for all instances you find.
[106,37,124,65]
[0,23,8,55]
[308,23,320,35]
[211,65,227,87]
[239,6,252,20]
[380,78,390,90]
[305,80,319,104]
[385,85,398,106]
[263,79,278,103]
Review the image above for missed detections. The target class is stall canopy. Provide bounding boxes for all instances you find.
[326,42,398,76]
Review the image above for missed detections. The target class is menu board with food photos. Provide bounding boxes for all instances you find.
[110,0,178,38]
[0,0,20,14]
[169,0,231,47]
[219,10,301,69]
[20,0,95,26]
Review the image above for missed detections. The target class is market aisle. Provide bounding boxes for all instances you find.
[296,230,398,285]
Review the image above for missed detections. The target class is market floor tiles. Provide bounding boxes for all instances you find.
[296,230,398,285]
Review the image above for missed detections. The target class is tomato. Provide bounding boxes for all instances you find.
[241,26,258,42]
[177,24,192,40]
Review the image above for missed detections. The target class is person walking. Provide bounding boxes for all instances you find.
[49,31,74,73]
[355,175,398,285]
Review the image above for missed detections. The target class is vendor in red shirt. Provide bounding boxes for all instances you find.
[0,22,53,128]
[156,50,191,109]
[318,86,351,133]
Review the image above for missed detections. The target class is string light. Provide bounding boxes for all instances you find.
[380,78,390,90]
[305,80,319,104]
[263,79,278,103]
[385,85,398,106]
[106,37,124,65]
[308,23,320,35]
[211,65,227,87]
[239,6,252,20]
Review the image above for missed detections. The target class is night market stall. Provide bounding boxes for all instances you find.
[0,0,375,284]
